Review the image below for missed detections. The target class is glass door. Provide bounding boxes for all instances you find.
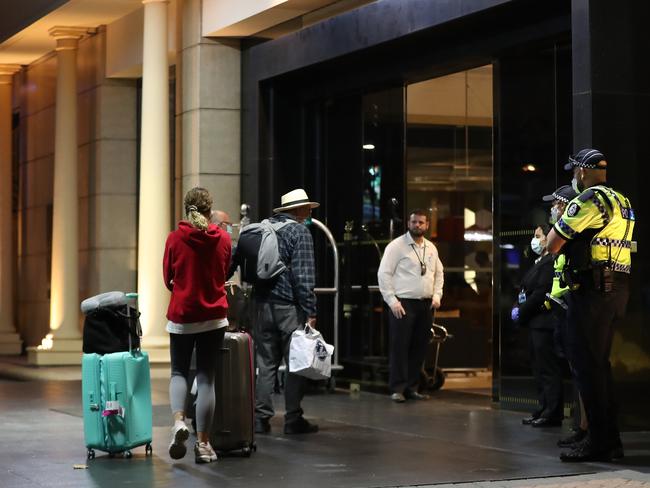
[406,66,494,391]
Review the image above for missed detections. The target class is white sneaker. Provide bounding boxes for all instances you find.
[194,441,218,464]
[168,421,190,460]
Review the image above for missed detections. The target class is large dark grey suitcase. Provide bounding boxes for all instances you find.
[210,331,256,456]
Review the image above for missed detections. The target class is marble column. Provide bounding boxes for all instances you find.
[28,27,88,365]
[138,0,171,354]
[0,65,22,355]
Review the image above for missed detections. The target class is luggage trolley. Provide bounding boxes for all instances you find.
[311,218,344,390]
[420,323,453,392]
[277,218,343,391]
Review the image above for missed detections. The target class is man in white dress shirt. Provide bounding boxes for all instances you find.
[378,209,444,402]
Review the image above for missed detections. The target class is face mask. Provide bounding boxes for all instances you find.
[225,224,233,235]
[571,172,584,193]
[549,206,561,225]
[303,217,313,226]
[530,237,544,255]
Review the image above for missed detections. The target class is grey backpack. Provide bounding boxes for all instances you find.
[237,219,294,283]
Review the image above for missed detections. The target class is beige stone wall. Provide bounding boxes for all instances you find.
[15,28,138,347]
[178,0,241,221]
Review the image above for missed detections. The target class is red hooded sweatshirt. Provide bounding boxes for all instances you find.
[163,221,231,323]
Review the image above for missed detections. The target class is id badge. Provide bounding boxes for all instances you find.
[518,290,527,304]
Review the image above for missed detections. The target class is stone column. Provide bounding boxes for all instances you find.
[28,27,87,365]
[138,0,171,352]
[179,0,241,223]
[0,65,22,355]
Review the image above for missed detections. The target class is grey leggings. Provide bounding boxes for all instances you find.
[169,328,225,433]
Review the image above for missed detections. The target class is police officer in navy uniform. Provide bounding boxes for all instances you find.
[547,149,635,462]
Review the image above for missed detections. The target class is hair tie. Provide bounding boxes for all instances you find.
[187,204,198,212]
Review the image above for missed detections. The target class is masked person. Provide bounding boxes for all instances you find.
[547,148,635,462]
[240,189,320,435]
[543,185,592,449]
[512,224,564,427]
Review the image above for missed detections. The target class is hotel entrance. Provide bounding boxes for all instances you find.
[271,65,495,394]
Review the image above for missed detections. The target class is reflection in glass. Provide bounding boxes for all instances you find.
[406,66,494,375]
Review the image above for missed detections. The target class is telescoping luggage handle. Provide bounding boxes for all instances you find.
[125,292,142,354]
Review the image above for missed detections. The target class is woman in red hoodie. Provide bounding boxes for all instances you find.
[163,187,231,464]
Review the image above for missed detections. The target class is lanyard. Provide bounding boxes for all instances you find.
[410,243,427,276]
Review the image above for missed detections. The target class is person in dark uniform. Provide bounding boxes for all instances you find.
[547,148,635,462]
[512,224,564,427]
[542,185,590,447]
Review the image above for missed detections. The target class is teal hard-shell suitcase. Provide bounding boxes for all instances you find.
[81,292,152,459]
[82,351,153,459]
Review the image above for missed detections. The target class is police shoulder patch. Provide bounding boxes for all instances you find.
[567,202,580,217]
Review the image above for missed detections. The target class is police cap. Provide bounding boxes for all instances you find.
[542,184,578,203]
[563,148,607,170]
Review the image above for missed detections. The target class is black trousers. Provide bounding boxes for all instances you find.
[529,328,564,420]
[565,273,629,449]
[388,298,433,394]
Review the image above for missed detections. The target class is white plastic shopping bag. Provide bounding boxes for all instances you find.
[289,325,335,380]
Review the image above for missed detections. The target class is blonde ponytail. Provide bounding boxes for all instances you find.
[183,188,213,231]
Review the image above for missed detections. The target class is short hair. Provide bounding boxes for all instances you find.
[409,209,429,221]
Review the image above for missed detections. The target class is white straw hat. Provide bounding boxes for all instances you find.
[273,188,320,213]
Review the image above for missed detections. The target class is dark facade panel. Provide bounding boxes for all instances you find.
[0,0,68,43]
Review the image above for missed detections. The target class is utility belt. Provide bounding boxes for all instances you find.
[569,262,629,293]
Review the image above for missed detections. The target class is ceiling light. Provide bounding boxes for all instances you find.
[522,164,536,172]
[363,144,375,150]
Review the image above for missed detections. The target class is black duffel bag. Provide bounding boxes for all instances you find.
[82,305,141,354]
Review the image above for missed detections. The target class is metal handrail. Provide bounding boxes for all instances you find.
[311,218,342,369]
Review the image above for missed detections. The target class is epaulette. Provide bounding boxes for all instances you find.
[578,189,595,203]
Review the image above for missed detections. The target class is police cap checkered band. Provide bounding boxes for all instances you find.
[542,184,578,203]
[563,148,607,170]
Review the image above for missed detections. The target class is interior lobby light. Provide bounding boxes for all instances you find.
[362,144,375,150]
[522,164,536,172]
[464,230,493,242]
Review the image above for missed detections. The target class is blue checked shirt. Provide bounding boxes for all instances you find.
[257,213,317,317]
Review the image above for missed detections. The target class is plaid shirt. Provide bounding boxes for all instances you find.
[256,213,317,317]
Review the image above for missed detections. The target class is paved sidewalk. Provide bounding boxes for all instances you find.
[425,470,650,488]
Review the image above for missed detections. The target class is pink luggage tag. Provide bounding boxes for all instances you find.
[102,400,124,417]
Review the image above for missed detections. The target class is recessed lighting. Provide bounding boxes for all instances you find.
[522,164,536,172]
[363,144,375,150]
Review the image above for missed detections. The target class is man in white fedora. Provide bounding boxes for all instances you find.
[254,188,320,435]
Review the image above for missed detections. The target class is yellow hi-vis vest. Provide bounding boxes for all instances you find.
[553,185,635,273]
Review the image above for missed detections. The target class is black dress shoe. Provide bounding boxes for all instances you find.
[522,412,541,425]
[405,391,430,401]
[284,417,319,435]
[531,417,563,428]
[255,418,271,434]
[557,428,587,447]
[560,445,611,462]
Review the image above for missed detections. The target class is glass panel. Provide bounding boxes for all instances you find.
[406,66,494,380]
[496,43,573,411]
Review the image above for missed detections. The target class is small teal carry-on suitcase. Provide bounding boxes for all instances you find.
[81,292,153,459]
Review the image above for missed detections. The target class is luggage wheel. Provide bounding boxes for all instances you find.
[87,449,95,460]
[145,443,153,456]
[124,450,133,459]
[420,366,446,392]
[242,445,252,457]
